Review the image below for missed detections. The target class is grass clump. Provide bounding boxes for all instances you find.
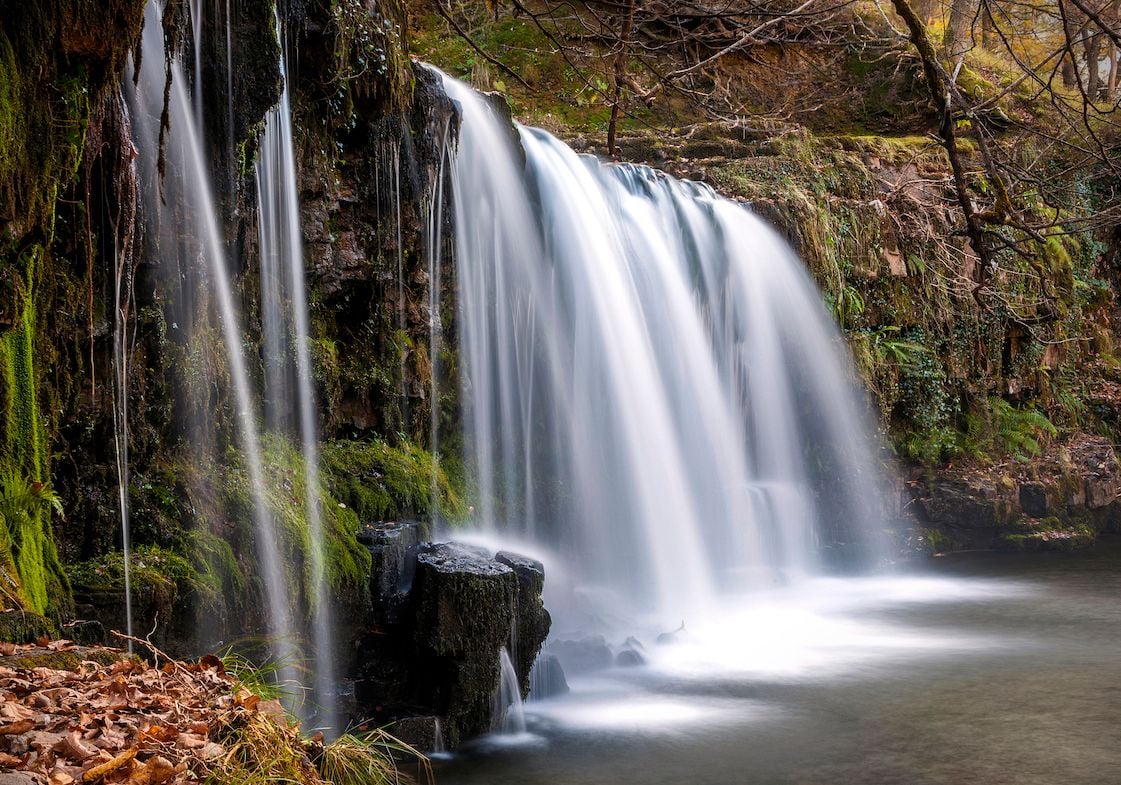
[319,732,428,785]
[210,654,426,785]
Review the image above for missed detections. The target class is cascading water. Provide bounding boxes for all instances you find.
[255,12,339,731]
[127,0,297,685]
[492,648,528,735]
[438,71,891,632]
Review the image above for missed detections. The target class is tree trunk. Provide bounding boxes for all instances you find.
[981,3,995,49]
[1085,28,1102,97]
[607,0,638,158]
[944,0,979,59]
[1109,41,1119,97]
[1108,0,1120,97]
[1062,12,1082,88]
[915,0,937,22]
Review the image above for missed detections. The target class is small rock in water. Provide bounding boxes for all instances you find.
[388,716,444,753]
[549,636,612,674]
[622,635,645,651]
[656,621,686,645]
[615,649,645,667]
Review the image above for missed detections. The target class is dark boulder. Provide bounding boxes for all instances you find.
[656,622,687,645]
[496,551,552,693]
[387,716,445,753]
[549,636,613,674]
[359,521,425,625]
[616,648,645,667]
[60,619,105,646]
[0,611,55,644]
[1019,482,1049,518]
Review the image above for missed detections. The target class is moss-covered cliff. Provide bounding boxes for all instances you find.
[0,0,455,632]
[409,0,1119,549]
[0,0,146,616]
[1,0,1119,635]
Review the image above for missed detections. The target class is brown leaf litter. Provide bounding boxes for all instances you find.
[0,638,277,785]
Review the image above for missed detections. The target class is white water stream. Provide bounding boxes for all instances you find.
[256,11,338,731]
[128,0,297,689]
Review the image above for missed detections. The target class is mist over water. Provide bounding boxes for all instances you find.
[439,545,1121,785]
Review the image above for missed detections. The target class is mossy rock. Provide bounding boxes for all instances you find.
[0,645,134,671]
[0,609,56,643]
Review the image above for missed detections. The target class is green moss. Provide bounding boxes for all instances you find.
[0,1,145,616]
[1000,517,1096,551]
[69,544,220,612]
[0,253,67,613]
[328,0,413,117]
[919,527,948,555]
[0,647,133,671]
[320,437,467,524]
[0,608,56,643]
[210,435,373,612]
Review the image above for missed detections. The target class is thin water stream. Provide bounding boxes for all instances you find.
[440,543,1121,785]
[256,10,338,730]
[128,0,296,687]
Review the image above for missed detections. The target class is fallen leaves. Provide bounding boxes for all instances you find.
[0,640,239,785]
[0,640,406,785]
[0,719,35,735]
[81,747,136,782]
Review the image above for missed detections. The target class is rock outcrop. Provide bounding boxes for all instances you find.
[349,524,550,748]
[909,434,1121,551]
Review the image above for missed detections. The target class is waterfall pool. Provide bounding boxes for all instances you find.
[436,542,1121,785]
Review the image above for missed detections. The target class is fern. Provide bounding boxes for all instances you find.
[872,327,928,371]
[987,398,1057,462]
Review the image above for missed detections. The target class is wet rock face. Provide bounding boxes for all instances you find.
[358,521,424,625]
[295,64,459,440]
[909,435,1121,552]
[495,551,551,693]
[349,528,550,748]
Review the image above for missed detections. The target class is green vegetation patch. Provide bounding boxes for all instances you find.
[321,436,467,523]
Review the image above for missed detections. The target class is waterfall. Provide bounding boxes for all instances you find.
[491,648,527,735]
[127,0,297,685]
[256,11,339,731]
[439,71,891,630]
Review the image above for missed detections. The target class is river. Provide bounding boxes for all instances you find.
[437,541,1121,785]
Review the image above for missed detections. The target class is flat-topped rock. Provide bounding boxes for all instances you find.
[416,543,513,578]
[495,551,545,595]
